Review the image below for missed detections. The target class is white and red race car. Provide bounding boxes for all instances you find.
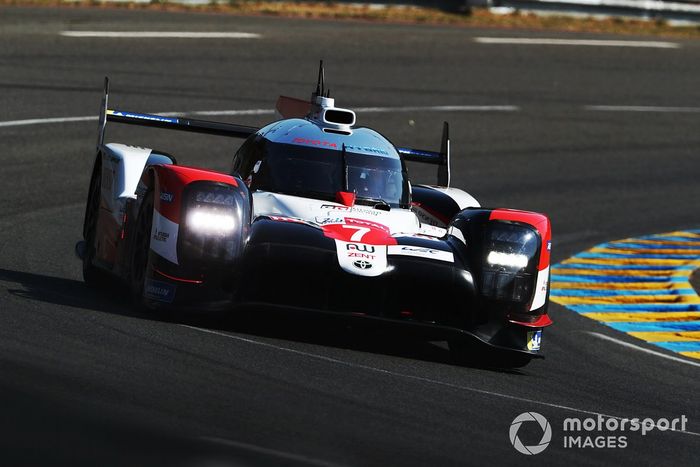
[78,64,552,368]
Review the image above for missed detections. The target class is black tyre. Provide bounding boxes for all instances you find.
[449,339,532,369]
[82,157,111,288]
[129,189,154,309]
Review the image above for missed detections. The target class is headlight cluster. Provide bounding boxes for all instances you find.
[181,183,242,262]
[486,251,529,269]
[194,191,236,206]
[188,210,236,234]
[187,189,238,235]
[481,223,539,303]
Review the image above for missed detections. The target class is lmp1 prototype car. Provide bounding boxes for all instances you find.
[77,64,552,368]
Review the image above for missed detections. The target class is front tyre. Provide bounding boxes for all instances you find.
[82,157,111,288]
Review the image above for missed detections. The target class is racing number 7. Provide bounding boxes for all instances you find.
[342,225,370,242]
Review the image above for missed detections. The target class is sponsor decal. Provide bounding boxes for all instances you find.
[292,137,337,148]
[150,210,179,265]
[347,243,375,253]
[160,192,174,203]
[547,240,552,251]
[387,245,454,262]
[348,252,375,259]
[527,330,542,351]
[353,260,373,270]
[343,144,389,156]
[144,279,176,303]
[315,216,345,225]
[321,204,350,211]
[320,205,382,217]
[153,229,169,243]
[110,110,179,124]
[413,206,445,227]
[335,240,388,277]
[267,215,310,225]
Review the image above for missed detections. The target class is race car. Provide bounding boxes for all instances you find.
[77,63,552,368]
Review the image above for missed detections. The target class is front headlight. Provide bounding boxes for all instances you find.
[481,222,539,303]
[180,182,243,263]
[187,210,236,234]
[486,251,529,269]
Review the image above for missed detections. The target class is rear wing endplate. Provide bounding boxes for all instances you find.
[396,121,450,187]
[96,77,258,149]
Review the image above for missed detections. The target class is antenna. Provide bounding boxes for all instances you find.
[314,60,325,99]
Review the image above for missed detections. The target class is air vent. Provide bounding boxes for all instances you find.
[323,128,352,136]
[323,109,355,126]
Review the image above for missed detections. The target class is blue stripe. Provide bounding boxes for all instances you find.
[578,252,699,259]
[111,111,179,124]
[600,242,700,250]
[551,275,688,283]
[607,321,700,332]
[550,289,696,297]
[639,235,700,242]
[653,341,700,352]
[554,263,696,271]
[572,304,700,312]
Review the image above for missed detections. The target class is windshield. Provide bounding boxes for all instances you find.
[250,142,409,208]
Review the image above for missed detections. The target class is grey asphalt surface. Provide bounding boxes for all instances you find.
[1,5,699,466]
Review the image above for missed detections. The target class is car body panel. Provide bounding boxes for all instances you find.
[80,73,553,365]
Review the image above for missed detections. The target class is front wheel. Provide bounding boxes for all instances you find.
[82,157,111,288]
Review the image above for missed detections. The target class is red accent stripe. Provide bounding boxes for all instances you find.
[490,208,551,271]
[508,314,553,328]
[155,268,203,284]
[153,165,238,224]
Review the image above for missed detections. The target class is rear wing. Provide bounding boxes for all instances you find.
[396,121,451,187]
[97,77,451,186]
[96,77,258,149]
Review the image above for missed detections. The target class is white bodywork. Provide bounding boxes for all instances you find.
[251,191,465,238]
[99,143,154,233]
[426,186,480,210]
[251,190,476,276]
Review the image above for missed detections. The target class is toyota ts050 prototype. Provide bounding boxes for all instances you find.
[77,64,552,368]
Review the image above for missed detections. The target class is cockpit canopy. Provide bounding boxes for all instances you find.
[232,120,410,208]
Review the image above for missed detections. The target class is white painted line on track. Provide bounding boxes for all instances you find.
[0,115,96,128]
[199,436,340,467]
[587,332,700,368]
[192,109,276,116]
[60,31,262,39]
[354,105,519,112]
[0,105,519,129]
[181,324,700,438]
[474,37,680,49]
[586,105,700,113]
